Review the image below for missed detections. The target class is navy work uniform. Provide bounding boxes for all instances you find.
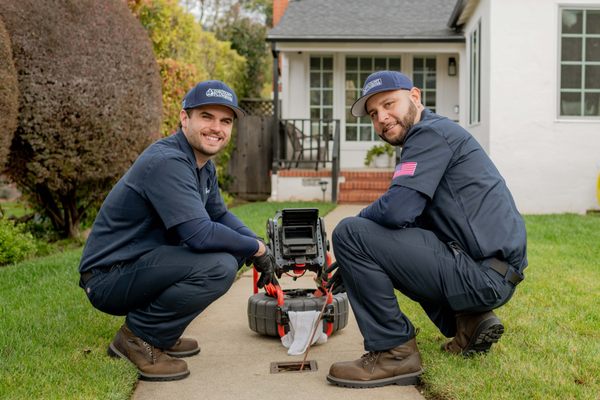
[79,130,259,349]
[332,109,527,351]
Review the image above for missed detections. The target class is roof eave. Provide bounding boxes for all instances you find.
[266,36,465,43]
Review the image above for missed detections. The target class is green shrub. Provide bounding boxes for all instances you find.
[364,142,396,166]
[0,218,38,265]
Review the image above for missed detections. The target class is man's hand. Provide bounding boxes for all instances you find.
[323,261,346,294]
[252,244,277,288]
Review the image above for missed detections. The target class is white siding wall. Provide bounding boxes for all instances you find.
[487,0,600,213]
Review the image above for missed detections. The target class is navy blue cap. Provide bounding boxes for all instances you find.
[182,80,245,119]
[351,71,414,117]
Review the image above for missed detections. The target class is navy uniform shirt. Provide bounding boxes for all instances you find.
[388,109,527,272]
[79,130,258,272]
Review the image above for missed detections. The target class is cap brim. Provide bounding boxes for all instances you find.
[350,87,396,117]
[227,105,245,119]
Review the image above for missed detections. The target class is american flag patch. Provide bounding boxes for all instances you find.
[393,162,417,178]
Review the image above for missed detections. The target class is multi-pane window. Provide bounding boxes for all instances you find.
[413,56,436,112]
[469,21,481,124]
[310,56,334,121]
[559,9,600,117]
[345,56,402,141]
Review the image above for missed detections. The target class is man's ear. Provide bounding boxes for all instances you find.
[180,109,189,130]
[409,87,422,105]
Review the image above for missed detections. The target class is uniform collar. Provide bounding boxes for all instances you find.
[173,129,212,172]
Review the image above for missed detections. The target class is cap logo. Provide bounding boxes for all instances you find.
[206,88,233,102]
[363,78,382,95]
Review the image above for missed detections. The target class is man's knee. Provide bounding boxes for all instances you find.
[192,253,237,295]
[332,216,362,245]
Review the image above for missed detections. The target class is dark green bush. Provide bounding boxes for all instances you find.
[0,0,162,238]
[0,218,38,265]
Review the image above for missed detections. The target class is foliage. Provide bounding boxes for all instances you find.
[216,15,270,98]
[0,17,18,170]
[0,218,38,265]
[364,142,396,166]
[0,0,162,238]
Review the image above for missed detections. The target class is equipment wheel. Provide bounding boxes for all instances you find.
[247,289,349,337]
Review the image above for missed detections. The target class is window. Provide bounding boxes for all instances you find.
[309,56,334,121]
[469,21,481,124]
[413,56,437,112]
[559,8,600,117]
[345,56,402,141]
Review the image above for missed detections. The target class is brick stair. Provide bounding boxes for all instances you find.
[339,170,393,203]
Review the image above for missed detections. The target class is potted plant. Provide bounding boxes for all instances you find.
[364,142,396,168]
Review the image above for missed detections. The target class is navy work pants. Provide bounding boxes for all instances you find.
[82,246,238,348]
[332,217,515,352]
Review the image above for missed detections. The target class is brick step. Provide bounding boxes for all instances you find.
[341,170,393,181]
[340,180,390,190]
[338,191,383,203]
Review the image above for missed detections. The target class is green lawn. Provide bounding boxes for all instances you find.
[0,211,598,399]
[0,200,32,218]
[0,201,334,399]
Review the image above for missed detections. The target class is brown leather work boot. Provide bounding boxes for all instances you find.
[442,311,504,356]
[107,324,190,381]
[165,338,200,358]
[327,338,423,388]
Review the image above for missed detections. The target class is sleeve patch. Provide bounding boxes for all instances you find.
[393,162,418,178]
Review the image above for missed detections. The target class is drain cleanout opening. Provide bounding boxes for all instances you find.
[270,360,318,373]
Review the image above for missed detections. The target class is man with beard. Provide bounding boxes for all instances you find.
[78,80,276,381]
[325,71,527,388]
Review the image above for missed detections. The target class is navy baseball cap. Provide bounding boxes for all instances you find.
[182,80,245,119]
[351,71,414,117]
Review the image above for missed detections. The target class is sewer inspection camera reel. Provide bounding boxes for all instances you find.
[247,208,349,337]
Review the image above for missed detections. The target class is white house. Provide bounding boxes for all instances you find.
[267,0,600,213]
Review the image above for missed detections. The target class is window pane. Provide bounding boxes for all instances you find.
[322,57,333,70]
[584,92,600,116]
[359,125,372,141]
[310,90,320,105]
[425,91,436,108]
[345,73,358,89]
[359,58,372,70]
[310,108,320,119]
[360,73,370,86]
[561,65,582,88]
[322,90,333,105]
[585,65,600,89]
[346,108,356,123]
[413,72,423,87]
[585,37,600,62]
[322,107,333,120]
[426,74,437,89]
[346,57,358,71]
[426,57,436,71]
[374,58,386,71]
[310,72,321,88]
[323,72,333,88]
[562,10,583,34]
[310,57,320,70]
[414,57,423,69]
[345,89,357,104]
[346,126,357,141]
[560,92,581,115]
[586,10,600,34]
[562,38,582,61]
[389,58,401,70]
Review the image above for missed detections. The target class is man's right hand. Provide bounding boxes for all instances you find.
[323,261,346,294]
[252,243,277,288]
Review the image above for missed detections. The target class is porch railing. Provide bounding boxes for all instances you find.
[273,118,341,202]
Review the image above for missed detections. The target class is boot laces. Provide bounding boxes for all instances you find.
[142,341,156,363]
[360,351,381,370]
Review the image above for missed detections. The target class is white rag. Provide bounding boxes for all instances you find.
[281,310,328,355]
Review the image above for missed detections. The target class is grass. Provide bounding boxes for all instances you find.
[1,210,597,399]
[0,200,32,218]
[0,201,334,399]
[400,214,600,400]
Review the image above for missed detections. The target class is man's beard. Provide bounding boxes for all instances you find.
[382,101,417,146]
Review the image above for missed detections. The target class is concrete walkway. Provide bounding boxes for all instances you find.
[133,205,425,400]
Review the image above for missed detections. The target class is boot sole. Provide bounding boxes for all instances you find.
[462,317,504,357]
[326,369,423,388]
[108,343,190,381]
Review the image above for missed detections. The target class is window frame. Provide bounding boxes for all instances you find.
[558,7,600,119]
